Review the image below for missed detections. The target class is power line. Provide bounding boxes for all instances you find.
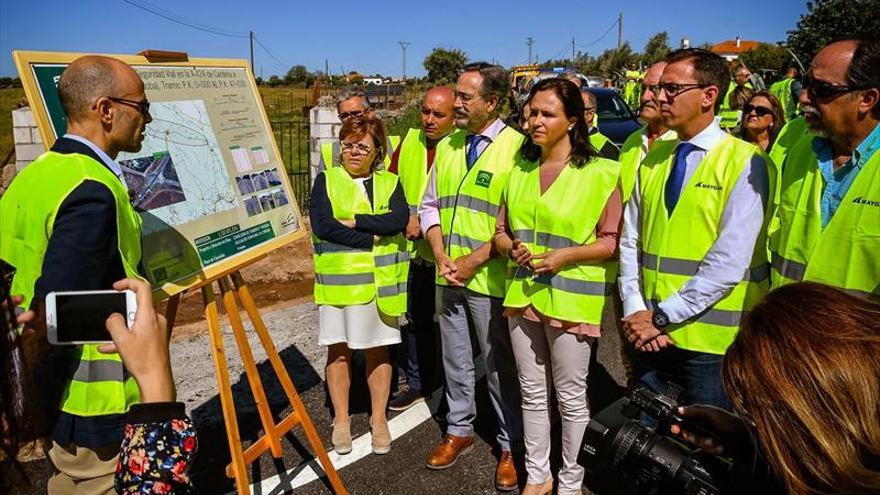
[576,19,619,49]
[253,35,288,71]
[119,0,248,38]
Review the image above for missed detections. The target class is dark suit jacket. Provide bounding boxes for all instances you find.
[36,136,133,448]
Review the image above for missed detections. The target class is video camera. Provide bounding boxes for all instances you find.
[578,385,732,495]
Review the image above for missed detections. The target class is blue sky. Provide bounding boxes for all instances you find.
[0,0,807,78]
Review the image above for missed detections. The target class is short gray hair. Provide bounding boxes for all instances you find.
[57,57,122,121]
[336,87,372,111]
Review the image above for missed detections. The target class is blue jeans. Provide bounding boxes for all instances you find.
[634,345,732,411]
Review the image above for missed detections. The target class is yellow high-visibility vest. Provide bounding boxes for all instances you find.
[312,167,410,315]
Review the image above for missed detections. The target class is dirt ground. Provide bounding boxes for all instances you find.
[161,235,317,341]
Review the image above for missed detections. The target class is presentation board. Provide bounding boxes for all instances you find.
[13,51,306,297]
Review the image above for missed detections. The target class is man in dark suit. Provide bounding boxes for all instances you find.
[0,55,152,494]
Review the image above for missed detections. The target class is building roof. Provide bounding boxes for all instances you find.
[711,39,760,54]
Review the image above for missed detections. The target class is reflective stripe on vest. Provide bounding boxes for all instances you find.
[311,167,410,315]
[503,156,620,324]
[321,136,401,170]
[638,135,773,354]
[769,134,880,298]
[435,126,524,297]
[0,150,143,416]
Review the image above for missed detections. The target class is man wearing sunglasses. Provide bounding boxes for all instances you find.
[318,88,401,171]
[771,37,880,299]
[0,55,152,494]
[619,48,773,412]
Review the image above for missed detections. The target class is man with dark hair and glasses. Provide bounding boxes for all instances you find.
[317,88,401,171]
[770,37,880,299]
[619,48,773,412]
[0,55,152,494]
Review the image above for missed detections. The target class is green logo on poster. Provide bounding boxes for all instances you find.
[475,170,493,188]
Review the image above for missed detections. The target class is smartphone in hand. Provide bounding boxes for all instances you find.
[45,290,137,345]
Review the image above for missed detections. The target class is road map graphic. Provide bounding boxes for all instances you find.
[119,99,238,234]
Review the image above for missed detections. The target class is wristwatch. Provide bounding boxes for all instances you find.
[652,307,670,329]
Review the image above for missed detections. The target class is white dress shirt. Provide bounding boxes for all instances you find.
[618,121,769,323]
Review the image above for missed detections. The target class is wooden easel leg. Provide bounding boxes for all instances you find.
[204,283,251,495]
[165,293,180,332]
[219,276,284,458]
[231,272,348,495]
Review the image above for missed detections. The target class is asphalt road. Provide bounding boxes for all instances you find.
[19,300,629,495]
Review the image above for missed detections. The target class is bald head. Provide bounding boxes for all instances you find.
[421,86,455,140]
[58,56,142,123]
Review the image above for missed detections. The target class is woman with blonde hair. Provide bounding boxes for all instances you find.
[673,282,880,494]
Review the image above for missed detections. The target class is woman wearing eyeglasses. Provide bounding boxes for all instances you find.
[739,91,785,152]
[494,78,623,495]
[308,116,409,456]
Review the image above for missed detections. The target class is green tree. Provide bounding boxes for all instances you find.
[267,75,282,87]
[642,32,671,66]
[285,64,309,83]
[787,0,880,64]
[423,47,468,83]
[738,43,791,75]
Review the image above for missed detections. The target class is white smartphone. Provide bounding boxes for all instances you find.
[45,290,137,345]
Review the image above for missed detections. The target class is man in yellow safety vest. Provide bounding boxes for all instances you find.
[0,55,151,494]
[419,62,523,491]
[770,37,880,299]
[386,86,456,411]
[618,48,774,411]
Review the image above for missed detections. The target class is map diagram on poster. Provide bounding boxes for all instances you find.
[118,100,238,234]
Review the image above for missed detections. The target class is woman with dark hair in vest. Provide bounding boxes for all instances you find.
[309,116,409,456]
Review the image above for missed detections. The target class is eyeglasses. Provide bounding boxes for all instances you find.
[338,109,366,121]
[107,96,150,116]
[803,75,872,100]
[583,106,596,112]
[743,104,774,117]
[341,142,374,155]
[649,83,709,98]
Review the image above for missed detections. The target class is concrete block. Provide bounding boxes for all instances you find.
[31,127,45,145]
[11,107,36,127]
[13,126,32,144]
[15,142,46,162]
[16,160,30,172]
[311,125,337,139]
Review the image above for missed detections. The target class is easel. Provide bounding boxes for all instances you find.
[166,265,347,495]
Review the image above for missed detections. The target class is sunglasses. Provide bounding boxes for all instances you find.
[338,109,366,121]
[107,96,151,116]
[803,75,872,100]
[743,104,774,117]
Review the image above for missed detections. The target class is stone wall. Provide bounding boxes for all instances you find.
[1,106,45,198]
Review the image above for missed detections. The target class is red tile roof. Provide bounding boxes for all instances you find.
[711,39,760,54]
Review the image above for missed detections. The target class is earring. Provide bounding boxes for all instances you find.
[567,125,574,131]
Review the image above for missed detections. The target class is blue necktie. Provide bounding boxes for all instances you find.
[466,134,484,170]
[665,142,697,213]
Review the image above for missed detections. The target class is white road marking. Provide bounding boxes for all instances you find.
[234,400,433,494]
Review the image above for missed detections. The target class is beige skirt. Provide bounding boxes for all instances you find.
[317,300,401,349]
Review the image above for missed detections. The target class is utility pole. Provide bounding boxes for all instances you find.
[526,36,534,64]
[325,58,330,81]
[249,30,254,74]
[617,13,623,49]
[398,41,411,80]
[572,37,576,63]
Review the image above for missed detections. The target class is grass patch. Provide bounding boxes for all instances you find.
[0,87,26,162]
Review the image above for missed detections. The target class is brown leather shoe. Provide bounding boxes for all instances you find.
[495,450,519,491]
[425,434,474,470]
